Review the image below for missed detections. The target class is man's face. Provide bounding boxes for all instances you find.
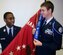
[4,14,15,27]
[41,6,50,19]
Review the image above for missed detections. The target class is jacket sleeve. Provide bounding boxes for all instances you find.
[42,22,63,50]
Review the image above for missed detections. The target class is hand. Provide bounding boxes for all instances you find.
[32,28,36,34]
[33,39,42,46]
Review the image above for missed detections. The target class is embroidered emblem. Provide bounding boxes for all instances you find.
[0,38,5,40]
[45,29,53,35]
[58,27,63,33]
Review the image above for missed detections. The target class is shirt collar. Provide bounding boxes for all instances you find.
[46,16,53,24]
[6,26,13,34]
[6,26,13,29]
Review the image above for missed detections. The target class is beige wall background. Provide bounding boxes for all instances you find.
[48,0,63,26]
[0,0,45,27]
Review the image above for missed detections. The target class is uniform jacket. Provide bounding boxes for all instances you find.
[0,25,21,51]
[36,18,63,55]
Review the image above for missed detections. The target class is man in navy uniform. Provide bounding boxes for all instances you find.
[0,12,21,51]
[33,1,63,55]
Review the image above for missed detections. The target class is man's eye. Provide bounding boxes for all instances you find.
[9,17,14,19]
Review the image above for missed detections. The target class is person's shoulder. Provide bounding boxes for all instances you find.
[0,26,6,30]
[0,26,6,35]
[0,26,6,28]
[54,18,62,28]
[53,18,63,34]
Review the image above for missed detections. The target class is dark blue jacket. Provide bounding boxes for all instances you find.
[0,25,21,51]
[35,18,63,55]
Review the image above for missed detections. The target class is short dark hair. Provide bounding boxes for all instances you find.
[40,1,54,13]
[4,12,14,19]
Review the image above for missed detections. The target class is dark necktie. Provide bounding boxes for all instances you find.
[42,20,46,26]
[9,28,12,37]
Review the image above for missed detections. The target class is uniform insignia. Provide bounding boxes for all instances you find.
[45,29,53,35]
[3,29,6,32]
[0,38,5,40]
[58,27,63,33]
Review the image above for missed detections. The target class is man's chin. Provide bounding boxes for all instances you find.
[8,25,14,28]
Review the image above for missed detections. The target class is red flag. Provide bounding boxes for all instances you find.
[1,10,40,55]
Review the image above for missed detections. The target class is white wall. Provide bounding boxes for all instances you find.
[0,0,45,27]
[49,0,63,49]
[49,0,63,26]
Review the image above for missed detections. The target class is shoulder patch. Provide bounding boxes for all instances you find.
[58,27,63,33]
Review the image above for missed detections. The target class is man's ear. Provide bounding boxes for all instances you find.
[48,9,52,14]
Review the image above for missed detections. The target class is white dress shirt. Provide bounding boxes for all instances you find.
[6,26,13,36]
[46,16,53,25]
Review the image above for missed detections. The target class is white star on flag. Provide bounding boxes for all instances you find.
[22,44,26,49]
[9,51,13,55]
[16,46,21,51]
[32,49,35,52]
